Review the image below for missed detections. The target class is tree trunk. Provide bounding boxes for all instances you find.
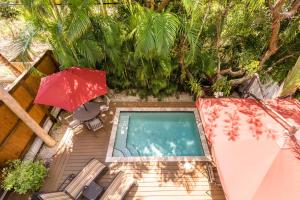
[229,0,300,86]
[259,0,283,68]
[215,1,231,79]
[0,87,56,147]
[220,68,245,77]
[157,0,170,12]
[259,0,300,68]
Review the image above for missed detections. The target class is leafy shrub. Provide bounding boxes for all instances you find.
[0,1,20,19]
[212,77,232,96]
[1,160,47,194]
[243,60,260,75]
[188,78,204,97]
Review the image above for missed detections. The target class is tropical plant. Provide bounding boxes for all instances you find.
[15,0,103,68]
[280,56,300,97]
[12,0,300,98]
[1,160,47,194]
[0,0,20,19]
[212,76,232,96]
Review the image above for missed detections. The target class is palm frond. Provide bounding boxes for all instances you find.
[65,0,94,43]
[134,8,156,59]
[281,56,300,96]
[154,13,179,57]
[9,24,37,61]
[132,5,179,59]
[182,0,202,16]
[76,38,103,66]
[91,15,124,74]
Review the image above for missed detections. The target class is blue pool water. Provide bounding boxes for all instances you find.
[113,111,204,157]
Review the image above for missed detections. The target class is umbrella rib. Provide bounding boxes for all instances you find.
[250,93,298,136]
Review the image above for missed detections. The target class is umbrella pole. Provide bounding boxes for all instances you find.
[83,104,88,111]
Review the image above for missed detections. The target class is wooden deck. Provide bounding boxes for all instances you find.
[42,102,225,200]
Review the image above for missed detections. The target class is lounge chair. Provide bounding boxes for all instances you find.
[100,171,135,200]
[37,158,106,200]
[35,192,72,200]
[93,95,110,112]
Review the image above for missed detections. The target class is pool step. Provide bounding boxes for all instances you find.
[119,115,129,132]
[113,149,124,157]
[127,144,140,156]
[113,147,132,157]
[120,147,132,157]
[115,115,131,157]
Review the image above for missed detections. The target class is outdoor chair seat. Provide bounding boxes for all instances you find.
[205,163,221,187]
[100,171,135,200]
[37,192,72,200]
[100,104,109,112]
[37,159,105,200]
[85,117,103,132]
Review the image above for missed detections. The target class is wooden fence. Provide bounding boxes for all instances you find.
[0,51,59,166]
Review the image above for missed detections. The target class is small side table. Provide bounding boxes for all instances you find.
[82,181,104,200]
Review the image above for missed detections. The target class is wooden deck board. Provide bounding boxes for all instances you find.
[41,102,226,200]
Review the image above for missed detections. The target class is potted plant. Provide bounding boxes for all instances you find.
[1,159,47,194]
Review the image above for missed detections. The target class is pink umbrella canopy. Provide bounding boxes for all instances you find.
[196,98,300,200]
[34,67,107,112]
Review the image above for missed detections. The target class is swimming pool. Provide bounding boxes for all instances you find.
[106,108,210,162]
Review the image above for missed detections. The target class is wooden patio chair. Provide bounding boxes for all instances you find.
[94,95,110,112]
[84,117,103,132]
[100,171,136,200]
[36,158,106,200]
[205,162,222,187]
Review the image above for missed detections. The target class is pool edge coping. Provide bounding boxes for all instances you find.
[105,107,212,163]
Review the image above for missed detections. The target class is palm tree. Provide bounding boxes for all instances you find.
[130,4,179,95]
[16,0,103,68]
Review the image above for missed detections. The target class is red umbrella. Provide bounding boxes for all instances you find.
[34,67,107,112]
[196,98,300,200]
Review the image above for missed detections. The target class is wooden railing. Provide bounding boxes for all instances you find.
[0,51,59,166]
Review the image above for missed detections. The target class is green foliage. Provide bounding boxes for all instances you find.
[243,60,260,75]
[1,160,47,194]
[212,77,232,96]
[188,77,204,97]
[19,0,102,68]
[281,56,300,97]
[10,24,36,60]
[0,1,20,19]
[280,17,300,46]
[131,5,179,59]
[14,0,300,97]
[294,90,300,100]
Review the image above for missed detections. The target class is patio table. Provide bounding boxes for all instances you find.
[82,181,104,200]
[73,102,100,121]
